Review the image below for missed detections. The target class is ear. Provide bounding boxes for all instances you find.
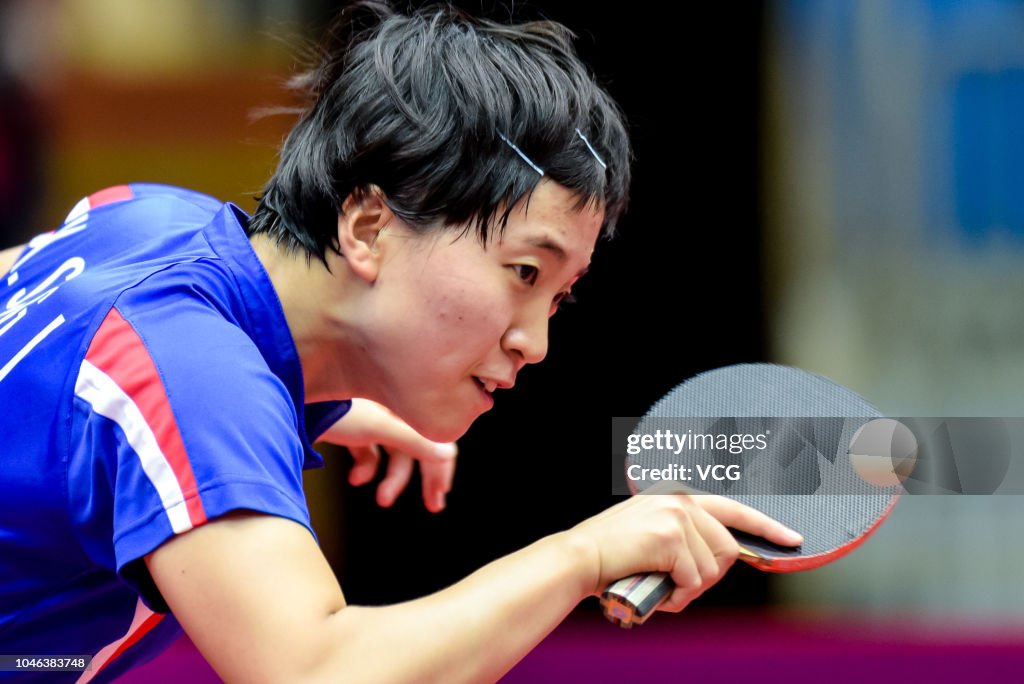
[336,187,393,283]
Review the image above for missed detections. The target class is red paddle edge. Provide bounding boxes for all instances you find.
[624,464,900,573]
[744,493,900,573]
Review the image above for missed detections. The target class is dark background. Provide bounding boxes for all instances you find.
[329,2,772,609]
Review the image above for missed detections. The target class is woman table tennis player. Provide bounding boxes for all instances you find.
[0,2,801,681]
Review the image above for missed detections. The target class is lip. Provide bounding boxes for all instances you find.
[472,377,495,409]
[474,375,516,392]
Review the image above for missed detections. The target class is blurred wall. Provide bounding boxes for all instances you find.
[0,0,309,242]
[764,0,1024,619]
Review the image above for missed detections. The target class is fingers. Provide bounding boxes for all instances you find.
[660,502,738,613]
[689,503,742,567]
[660,519,709,612]
[352,446,456,513]
[330,398,459,513]
[587,490,799,620]
[348,445,381,486]
[345,400,457,512]
[694,495,804,546]
[419,449,457,513]
[580,494,739,612]
[376,451,415,508]
[350,445,450,513]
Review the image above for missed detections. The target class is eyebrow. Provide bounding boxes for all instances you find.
[525,236,590,278]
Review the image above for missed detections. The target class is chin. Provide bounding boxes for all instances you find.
[418,421,472,444]
[406,412,477,444]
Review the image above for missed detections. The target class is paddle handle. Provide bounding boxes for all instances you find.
[600,572,672,628]
[600,547,763,628]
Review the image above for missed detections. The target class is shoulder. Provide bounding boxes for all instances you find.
[67,183,224,218]
[72,300,313,608]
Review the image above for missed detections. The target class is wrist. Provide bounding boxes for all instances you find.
[549,529,602,600]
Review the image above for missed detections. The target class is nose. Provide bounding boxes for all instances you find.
[502,305,549,366]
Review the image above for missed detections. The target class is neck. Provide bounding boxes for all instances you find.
[249,235,364,403]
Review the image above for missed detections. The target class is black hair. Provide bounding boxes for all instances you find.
[248,1,631,263]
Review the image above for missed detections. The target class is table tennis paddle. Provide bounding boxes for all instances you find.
[601,363,901,627]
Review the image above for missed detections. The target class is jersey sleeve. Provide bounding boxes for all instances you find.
[69,288,315,611]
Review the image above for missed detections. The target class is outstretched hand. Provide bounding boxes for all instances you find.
[321,399,457,513]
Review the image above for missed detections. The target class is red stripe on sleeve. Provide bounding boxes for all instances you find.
[86,307,207,526]
[88,185,134,209]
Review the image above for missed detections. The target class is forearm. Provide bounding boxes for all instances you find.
[308,531,596,684]
[156,496,791,681]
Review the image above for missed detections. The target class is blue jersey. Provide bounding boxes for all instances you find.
[0,184,350,682]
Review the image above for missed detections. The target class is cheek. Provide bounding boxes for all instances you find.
[432,286,507,341]
[412,278,510,358]
[381,243,511,366]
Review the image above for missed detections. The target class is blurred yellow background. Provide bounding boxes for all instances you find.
[2,0,300,236]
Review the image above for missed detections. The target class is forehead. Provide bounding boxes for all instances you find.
[501,181,604,252]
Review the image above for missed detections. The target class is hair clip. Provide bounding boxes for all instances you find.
[498,132,544,176]
[575,128,607,170]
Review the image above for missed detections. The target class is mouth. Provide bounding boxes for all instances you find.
[473,376,499,394]
[471,376,496,408]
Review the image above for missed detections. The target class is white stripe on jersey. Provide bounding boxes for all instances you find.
[74,359,193,534]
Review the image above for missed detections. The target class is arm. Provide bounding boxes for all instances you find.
[146,512,591,684]
[147,494,801,683]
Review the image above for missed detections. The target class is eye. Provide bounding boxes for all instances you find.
[512,264,539,286]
